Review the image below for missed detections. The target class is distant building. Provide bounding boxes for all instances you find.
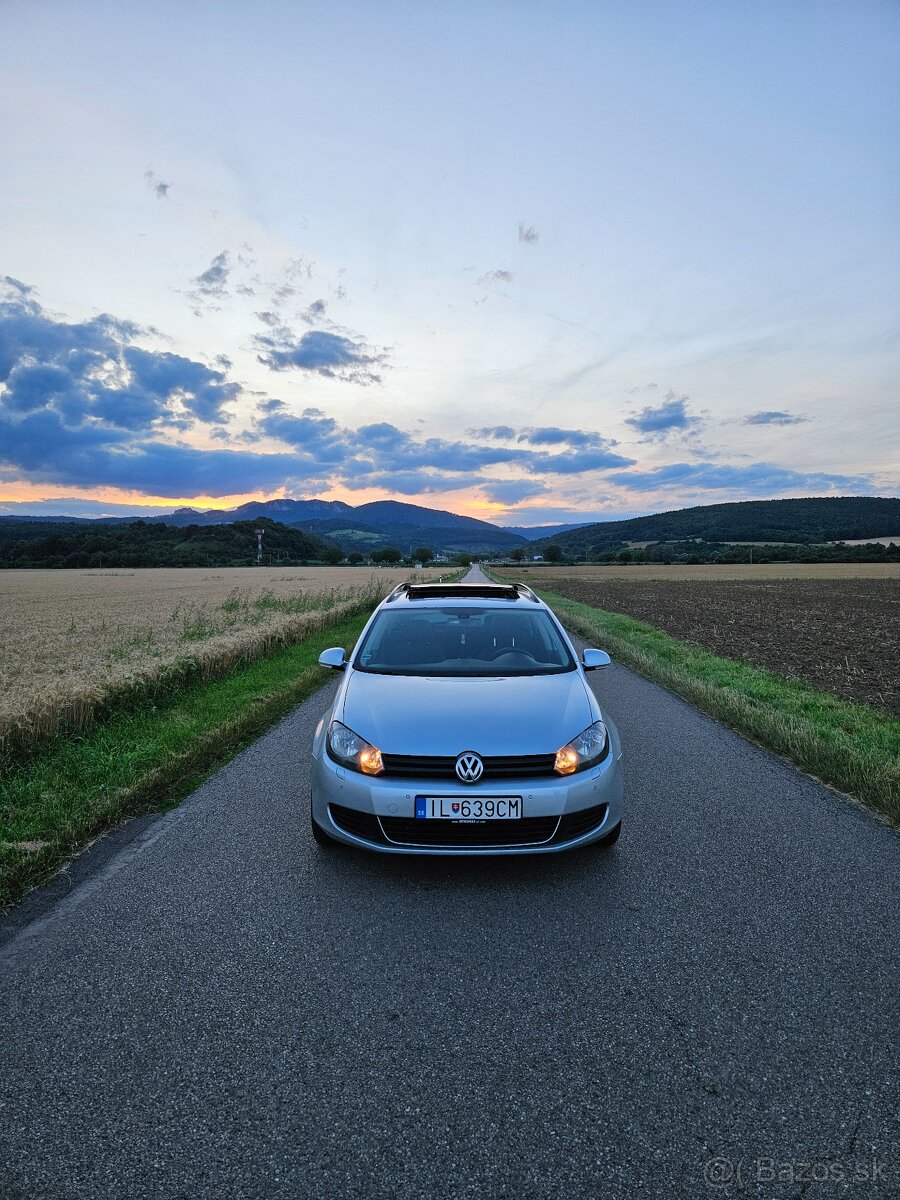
[532,554,543,562]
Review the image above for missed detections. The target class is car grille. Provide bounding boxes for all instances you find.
[329,804,384,842]
[557,803,608,841]
[380,752,558,780]
[328,802,609,848]
[380,814,560,847]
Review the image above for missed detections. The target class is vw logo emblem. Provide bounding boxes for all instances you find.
[455,752,484,784]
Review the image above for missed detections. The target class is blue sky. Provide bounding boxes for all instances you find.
[0,0,897,524]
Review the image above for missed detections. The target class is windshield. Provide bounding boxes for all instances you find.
[353,606,576,677]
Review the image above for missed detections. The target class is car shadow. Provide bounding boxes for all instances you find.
[311,836,626,899]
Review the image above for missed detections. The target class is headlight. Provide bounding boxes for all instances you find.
[327,720,384,775]
[554,720,608,775]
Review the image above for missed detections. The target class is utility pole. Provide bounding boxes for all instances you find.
[255,527,264,566]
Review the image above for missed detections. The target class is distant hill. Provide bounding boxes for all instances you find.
[296,499,527,555]
[503,522,593,541]
[0,518,336,569]
[352,500,497,531]
[117,498,355,527]
[4,496,895,563]
[0,498,527,556]
[530,497,900,555]
[296,518,523,556]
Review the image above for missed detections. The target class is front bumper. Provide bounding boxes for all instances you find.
[310,726,625,855]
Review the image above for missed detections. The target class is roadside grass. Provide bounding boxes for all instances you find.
[0,610,369,909]
[540,589,899,826]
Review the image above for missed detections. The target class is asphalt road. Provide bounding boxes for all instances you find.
[1,582,898,1199]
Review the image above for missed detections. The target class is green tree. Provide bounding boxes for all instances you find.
[347,551,365,565]
[373,546,402,564]
[412,546,434,564]
[545,544,563,563]
[510,547,525,563]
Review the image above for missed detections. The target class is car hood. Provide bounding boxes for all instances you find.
[340,670,595,756]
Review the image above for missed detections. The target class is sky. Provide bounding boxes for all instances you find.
[0,0,897,526]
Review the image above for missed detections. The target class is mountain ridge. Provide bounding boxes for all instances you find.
[1,496,897,557]
[0,498,528,555]
[528,496,900,553]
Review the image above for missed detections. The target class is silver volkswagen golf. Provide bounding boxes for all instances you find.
[310,580,624,854]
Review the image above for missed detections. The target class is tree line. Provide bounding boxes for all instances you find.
[511,540,899,566]
[0,519,337,569]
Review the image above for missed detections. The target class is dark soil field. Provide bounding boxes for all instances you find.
[533,576,900,715]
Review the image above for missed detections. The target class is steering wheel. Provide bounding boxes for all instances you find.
[488,646,537,661]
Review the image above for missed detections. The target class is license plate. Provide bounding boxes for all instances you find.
[415,796,522,820]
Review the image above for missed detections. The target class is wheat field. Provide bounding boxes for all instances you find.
[0,566,445,751]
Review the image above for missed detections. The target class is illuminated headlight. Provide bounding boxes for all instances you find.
[328,720,384,775]
[554,721,608,775]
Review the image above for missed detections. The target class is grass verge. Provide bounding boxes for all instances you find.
[541,589,899,826]
[0,610,369,909]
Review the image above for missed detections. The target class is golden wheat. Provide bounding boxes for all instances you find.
[0,566,445,751]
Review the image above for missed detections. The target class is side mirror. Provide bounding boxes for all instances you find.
[318,647,347,670]
[582,648,611,670]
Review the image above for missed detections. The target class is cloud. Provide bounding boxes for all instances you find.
[259,412,636,484]
[271,285,297,305]
[349,429,532,475]
[0,281,249,492]
[144,170,170,199]
[477,269,514,286]
[0,497,176,518]
[0,340,237,432]
[340,470,488,496]
[260,416,534,477]
[257,405,346,462]
[300,299,327,324]
[123,347,238,424]
[625,391,703,441]
[254,326,388,385]
[284,257,314,281]
[355,421,411,450]
[0,280,653,504]
[517,426,616,449]
[0,296,140,384]
[743,410,809,426]
[469,425,515,440]
[608,461,872,494]
[9,278,858,511]
[518,223,539,244]
[479,479,548,505]
[1,276,34,297]
[526,447,636,474]
[188,251,230,312]
[2,416,314,496]
[193,251,229,296]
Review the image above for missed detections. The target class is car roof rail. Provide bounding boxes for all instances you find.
[385,582,410,602]
[514,583,541,603]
